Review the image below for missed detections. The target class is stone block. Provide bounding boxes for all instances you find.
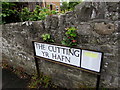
[94,22,116,35]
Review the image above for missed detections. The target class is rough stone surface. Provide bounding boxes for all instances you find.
[2,2,119,88]
[94,22,116,35]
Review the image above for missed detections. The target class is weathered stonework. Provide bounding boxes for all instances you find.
[2,2,119,88]
[94,22,116,35]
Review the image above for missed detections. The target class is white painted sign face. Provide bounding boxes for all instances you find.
[34,42,81,67]
[81,50,102,72]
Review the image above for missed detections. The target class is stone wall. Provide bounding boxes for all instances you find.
[2,2,119,88]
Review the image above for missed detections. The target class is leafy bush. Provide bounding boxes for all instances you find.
[20,6,58,21]
[1,3,58,24]
[60,2,69,12]
[19,7,31,22]
[60,1,81,13]
[29,5,43,21]
[61,27,78,47]
[68,1,81,10]
[1,2,80,24]
[41,34,54,43]
[1,2,20,24]
[31,6,58,21]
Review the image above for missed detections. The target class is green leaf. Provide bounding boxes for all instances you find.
[47,34,50,39]
[70,33,77,37]
[61,41,66,45]
[65,31,71,35]
[51,40,54,42]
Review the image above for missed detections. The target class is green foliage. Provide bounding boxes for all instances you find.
[28,74,57,88]
[68,2,80,10]
[1,2,20,24]
[1,3,58,24]
[60,2,69,12]
[20,6,58,21]
[30,5,44,21]
[60,1,81,13]
[41,34,54,43]
[1,2,80,24]
[61,27,78,47]
[19,7,31,22]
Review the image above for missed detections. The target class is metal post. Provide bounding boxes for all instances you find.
[96,52,103,90]
[34,57,40,78]
[96,74,101,90]
[32,41,40,78]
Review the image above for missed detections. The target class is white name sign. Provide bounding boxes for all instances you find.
[33,42,103,73]
[34,42,81,67]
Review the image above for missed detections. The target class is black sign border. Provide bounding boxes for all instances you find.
[32,40,104,75]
